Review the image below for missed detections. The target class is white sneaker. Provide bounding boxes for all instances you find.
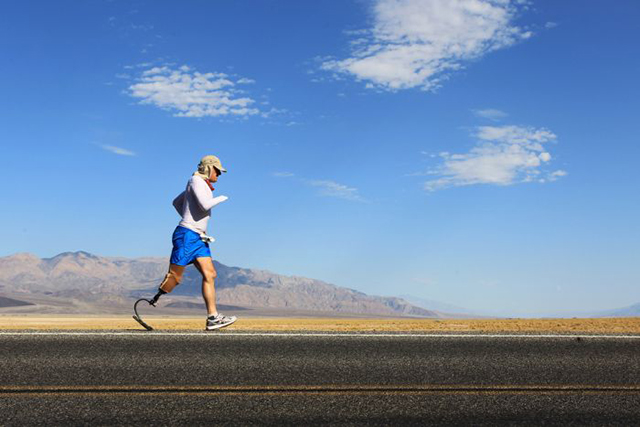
[206,314,237,331]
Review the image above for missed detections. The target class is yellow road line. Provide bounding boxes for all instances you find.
[1,384,639,396]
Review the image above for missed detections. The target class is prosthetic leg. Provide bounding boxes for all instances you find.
[132,272,180,331]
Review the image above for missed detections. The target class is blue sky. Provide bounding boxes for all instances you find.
[1,0,639,315]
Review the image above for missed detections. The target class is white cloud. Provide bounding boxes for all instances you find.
[128,65,261,118]
[473,108,508,121]
[273,172,295,178]
[309,180,367,202]
[99,144,135,156]
[424,125,564,191]
[548,169,567,182]
[130,23,154,31]
[124,62,153,70]
[321,0,532,91]
[273,173,366,202]
[476,125,555,146]
[237,78,256,84]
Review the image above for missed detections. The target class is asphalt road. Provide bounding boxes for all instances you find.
[1,331,639,425]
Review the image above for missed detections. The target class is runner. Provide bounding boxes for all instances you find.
[152,155,237,330]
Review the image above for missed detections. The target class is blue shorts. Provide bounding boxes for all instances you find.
[170,226,211,266]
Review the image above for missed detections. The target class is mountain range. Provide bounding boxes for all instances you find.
[0,251,443,317]
[2,251,637,318]
[590,303,640,318]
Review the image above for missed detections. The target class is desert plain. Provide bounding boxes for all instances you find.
[0,315,639,333]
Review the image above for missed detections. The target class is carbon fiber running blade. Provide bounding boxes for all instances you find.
[133,298,155,331]
[132,314,154,331]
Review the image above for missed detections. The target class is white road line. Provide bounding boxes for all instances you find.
[0,332,639,339]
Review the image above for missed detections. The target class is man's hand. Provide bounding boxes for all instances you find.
[213,195,228,203]
[201,234,216,244]
[210,195,228,208]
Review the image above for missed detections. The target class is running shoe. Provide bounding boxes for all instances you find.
[205,313,237,331]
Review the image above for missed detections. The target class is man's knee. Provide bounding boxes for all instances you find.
[159,271,181,293]
[172,268,184,282]
[202,267,216,284]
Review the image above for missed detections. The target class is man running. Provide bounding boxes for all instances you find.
[152,155,237,330]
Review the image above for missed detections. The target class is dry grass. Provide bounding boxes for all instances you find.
[0,316,639,333]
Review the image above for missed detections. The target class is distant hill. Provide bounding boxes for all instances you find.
[595,303,640,318]
[0,296,34,308]
[0,251,442,317]
[399,294,480,316]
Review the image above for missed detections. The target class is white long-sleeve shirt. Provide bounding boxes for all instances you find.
[172,176,227,234]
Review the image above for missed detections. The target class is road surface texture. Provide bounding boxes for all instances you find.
[1,331,639,425]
